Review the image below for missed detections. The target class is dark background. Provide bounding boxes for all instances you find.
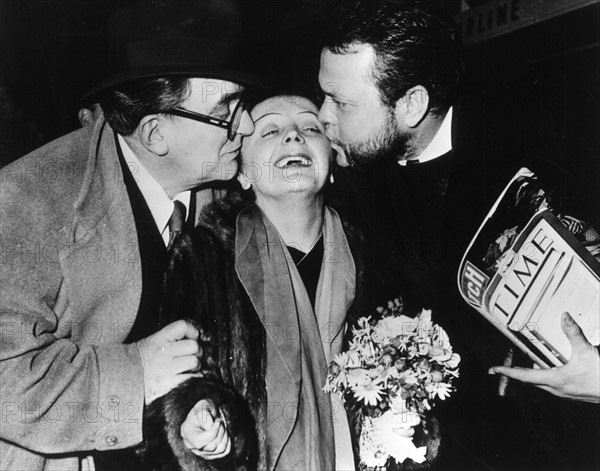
[1,0,598,223]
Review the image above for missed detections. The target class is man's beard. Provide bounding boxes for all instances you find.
[335,111,410,169]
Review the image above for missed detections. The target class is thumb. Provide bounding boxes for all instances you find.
[561,312,590,356]
[191,399,217,429]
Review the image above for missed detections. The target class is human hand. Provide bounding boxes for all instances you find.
[137,320,200,404]
[489,312,600,404]
[181,399,231,460]
[390,409,420,438]
[392,425,416,438]
[380,409,426,464]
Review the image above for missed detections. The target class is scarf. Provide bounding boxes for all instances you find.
[235,204,356,470]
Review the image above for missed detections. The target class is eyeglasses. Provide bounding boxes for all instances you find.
[167,99,246,141]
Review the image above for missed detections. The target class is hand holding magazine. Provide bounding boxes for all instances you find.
[457,168,600,369]
[490,311,599,403]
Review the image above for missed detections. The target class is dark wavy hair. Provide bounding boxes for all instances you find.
[323,0,462,114]
[99,77,191,135]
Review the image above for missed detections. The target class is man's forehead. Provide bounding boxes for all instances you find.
[186,78,243,105]
[319,45,375,93]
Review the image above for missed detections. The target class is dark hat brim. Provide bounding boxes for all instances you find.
[82,66,264,102]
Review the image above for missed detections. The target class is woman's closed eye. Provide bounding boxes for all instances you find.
[261,127,280,137]
[302,125,323,134]
[261,122,323,138]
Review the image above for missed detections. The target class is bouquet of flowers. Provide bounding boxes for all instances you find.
[323,298,460,469]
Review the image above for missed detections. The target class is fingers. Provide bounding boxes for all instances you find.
[181,401,214,449]
[172,355,199,374]
[193,416,231,458]
[561,312,591,355]
[196,419,229,454]
[193,398,217,419]
[159,320,199,342]
[137,324,201,403]
[393,426,415,438]
[181,400,231,459]
[489,365,554,386]
[168,339,200,357]
[190,433,231,458]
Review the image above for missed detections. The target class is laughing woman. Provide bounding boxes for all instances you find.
[145,94,366,470]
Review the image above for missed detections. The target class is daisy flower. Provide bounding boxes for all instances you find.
[354,379,385,406]
[346,367,370,388]
[425,381,452,400]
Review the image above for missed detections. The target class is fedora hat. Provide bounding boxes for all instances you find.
[83,0,262,100]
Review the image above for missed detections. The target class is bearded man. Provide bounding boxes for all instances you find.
[317,2,599,470]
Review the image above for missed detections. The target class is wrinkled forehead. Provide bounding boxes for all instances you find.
[185,78,244,108]
[251,95,319,119]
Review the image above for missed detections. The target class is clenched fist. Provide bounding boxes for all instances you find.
[137,320,200,404]
[181,399,232,460]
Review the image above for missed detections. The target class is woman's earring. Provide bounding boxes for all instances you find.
[329,173,335,184]
[237,173,252,190]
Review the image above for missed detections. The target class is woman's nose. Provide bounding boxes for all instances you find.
[284,128,304,143]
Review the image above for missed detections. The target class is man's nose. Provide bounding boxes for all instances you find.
[237,110,255,137]
[317,101,334,127]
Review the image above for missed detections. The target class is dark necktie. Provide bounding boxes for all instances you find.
[167,200,186,249]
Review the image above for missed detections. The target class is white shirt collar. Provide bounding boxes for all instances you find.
[118,135,190,246]
[399,107,453,166]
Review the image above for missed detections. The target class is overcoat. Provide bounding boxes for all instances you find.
[1,117,164,470]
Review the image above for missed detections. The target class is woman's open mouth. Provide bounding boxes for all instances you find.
[274,154,313,168]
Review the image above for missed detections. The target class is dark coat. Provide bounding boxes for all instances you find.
[141,192,370,471]
[329,102,600,471]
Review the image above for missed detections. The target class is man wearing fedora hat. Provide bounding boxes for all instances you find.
[0,1,260,469]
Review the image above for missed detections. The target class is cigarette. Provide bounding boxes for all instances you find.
[498,348,514,396]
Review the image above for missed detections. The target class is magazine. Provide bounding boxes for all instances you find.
[457,168,600,368]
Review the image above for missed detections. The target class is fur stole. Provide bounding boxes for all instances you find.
[141,191,441,470]
[143,193,267,471]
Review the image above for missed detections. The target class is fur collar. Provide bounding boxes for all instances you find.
[195,191,253,254]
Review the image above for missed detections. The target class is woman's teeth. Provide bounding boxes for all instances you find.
[274,156,312,168]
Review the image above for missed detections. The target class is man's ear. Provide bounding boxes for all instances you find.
[237,172,252,190]
[394,85,430,128]
[78,108,94,127]
[138,115,168,156]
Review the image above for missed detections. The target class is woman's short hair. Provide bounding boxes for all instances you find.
[323,1,462,114]
[245,85,322,113]
[99,76,191,135]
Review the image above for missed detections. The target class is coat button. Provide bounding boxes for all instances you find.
[105,435,119,447]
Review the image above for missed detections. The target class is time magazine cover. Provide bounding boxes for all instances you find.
[458,168,600,368]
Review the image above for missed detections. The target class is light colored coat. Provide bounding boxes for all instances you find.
[0,118,146,470]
